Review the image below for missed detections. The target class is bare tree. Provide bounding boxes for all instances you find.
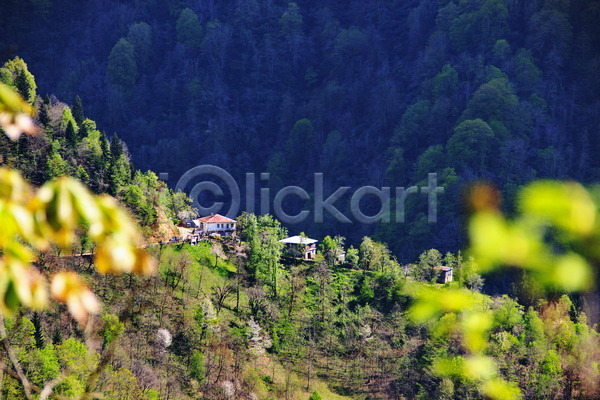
[211,282,235,315]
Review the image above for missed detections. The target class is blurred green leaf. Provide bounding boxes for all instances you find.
[519,181,596,236]
[463,312,493,352]
[481,378,521,400]
[550,253,592,292]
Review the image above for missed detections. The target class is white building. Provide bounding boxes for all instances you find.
[195,214,237,236]
[435,266,453,284]
[279,235,318,260]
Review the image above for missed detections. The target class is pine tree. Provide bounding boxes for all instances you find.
[38,103,50,126]
[72,95,85,125]
[15,70,35,103]
[96,132,111,179]
[110,154,132,195]
[110,134,124,159]
[32,312,45,349]
[65,119,78,147]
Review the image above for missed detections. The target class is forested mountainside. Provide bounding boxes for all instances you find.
[2,1,600,396]
[0,58,194,241]
[3,0,600,259]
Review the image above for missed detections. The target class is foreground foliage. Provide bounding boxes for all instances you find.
[0,64,156,399]
[405,181,600,399]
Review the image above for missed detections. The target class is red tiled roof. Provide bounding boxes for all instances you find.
[198,214,236,224]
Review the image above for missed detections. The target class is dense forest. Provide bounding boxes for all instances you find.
[3,0,600,259]
[2,0,600,399]
[1,56,600,400]
[0,57,196,242]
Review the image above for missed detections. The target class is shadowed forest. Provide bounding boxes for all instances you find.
[2,1,600,399]
[3,0,600,259]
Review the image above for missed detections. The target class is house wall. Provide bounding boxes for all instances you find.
[283,244,317,260]
[203,222,236,231]
[305,244,316,259]
[443,270,453,283]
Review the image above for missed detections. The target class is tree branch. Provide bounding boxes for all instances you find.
[0,314,33,399]
[0,362,73,400]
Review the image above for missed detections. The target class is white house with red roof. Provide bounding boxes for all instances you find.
[195,214,237,236]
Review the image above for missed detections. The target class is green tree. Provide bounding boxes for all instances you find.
[431,64,459,98]
[245,214,287,296]
[492,39,511,63]
[391,100,431,154]
[447,119,496,172]
[358,273,375,303]
[279,2,303,38]
[56,338,94,381]
[47,151,72,179]
[171,191,193,219]
[126,22,153,65]
[449,0,509,52]
[99,314,124,348]
[284,118,314,178]
[189,350,206,382]
[462,78,519,128]
[8,316,36,349]
[0,57,37,103]
[358,236,376,270]
[102,367,144,400]
[60,106,78,133]
[20,343,61,389]
[279,2,304,63]
[0,82,156,400]
[65,119,78,147]
[122,184,144,213]
[176,8,202,47]
[512,49,542,94]
[309,390,322,400]
[407,180,600,399]
[107,38,138,90]
[110,153,132,194]
[72,95,85,125]
[78,118,96,139]
[109,133,124,159]
[236,211,258,242]
[78,129,105,192]
[31,312,45,348]
[345,246,359,266]
[528,8,572,70]
[416,248,443,282]
[385,147,405,184]
[321,235,345,265]
[415,145,445,182]
[122,183,156,225]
